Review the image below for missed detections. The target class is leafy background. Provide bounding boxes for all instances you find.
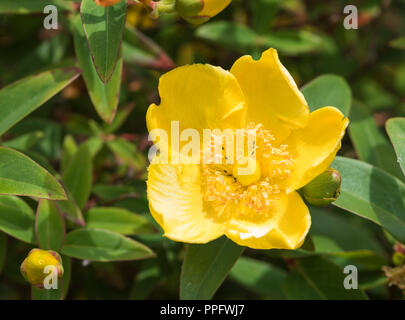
[0,0,404,299]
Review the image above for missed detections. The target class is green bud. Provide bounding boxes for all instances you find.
[175,0,203,17]
[301,168,341,207]
[20,249,64,288]
[393,252,405,266]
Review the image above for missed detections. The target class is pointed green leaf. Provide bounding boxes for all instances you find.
[80,0,127,83]
[0,195,35,243]
[386,117,405,176]
[86,207,154,235]
[0,68,80,136]
[56,189,85,226]
[0,147,66,200]
[72,14,122,123]
[332,156,405,244]
[35,200,65,251]
[107,138,146,170]
[61,229,155,261]
[180,237,244,300]
[301,74,352,116]
[349,102,403,179]
[63,144,92,210]
[282,256,367,299]
[2,131,44,151]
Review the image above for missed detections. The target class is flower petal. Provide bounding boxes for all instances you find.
[146,64,246,146]
[286,106,349,191]
[230,48,309,141]
[147,160,224,243]
[225,192,311,249]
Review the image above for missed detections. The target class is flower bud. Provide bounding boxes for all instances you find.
[301,168,341,207]
[20,249,64,288]
[175,0,232,24]
[393,252,405,266]
[94,0,122,7]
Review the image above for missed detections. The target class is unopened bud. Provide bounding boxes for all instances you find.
[393,252,405,266]
[20,249,64,288]
[94,0,122,7]
[175,0,232,24]
[301,168,341,207]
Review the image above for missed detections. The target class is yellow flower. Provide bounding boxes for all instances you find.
[20,249,64,288]
[94,0,121,7]
[146,48,349,250]
[175,0,232,24]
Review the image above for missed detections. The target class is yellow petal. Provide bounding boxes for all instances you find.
[200,0,232,17]
[230,48,309,142]
[146,64,246,153]
[147,160,224,243]
[286,106,349,191]
[225,192,311,249]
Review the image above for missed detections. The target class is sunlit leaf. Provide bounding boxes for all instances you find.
[80,0,127,83]
[35,199,65,251]
[72,14,122,123]
[0,68,80,136]
[0,147,66,200]
[61,229,155,261]
[85,207,154,235]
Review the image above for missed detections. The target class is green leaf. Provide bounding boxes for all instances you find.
[35,200,65,251]
[386,117,405,176]
[196,21,257,51]
[349,102,403,179]
[0,195,36,244]
[0,147,66,200]
[56,189,85,226]
[250,0,280,34]
[72,14,123,123]
[86,207,154,235]
[80,0,127,83]
[0,232,7,275]
[229,257,286,299]
[61,135,78,174]
[310,207,384,255]
[332,156,405,244]
[0,0,73,14]
[196,21,326,55]
[0,68,80,136]
[2,131,44,151]
[107,138,146,170]
[61,228,155,262]
[180,237,244,300]
[307,207,386,270]
[301,74,352,116]
[63,144,92,209]
[282,256,367,299]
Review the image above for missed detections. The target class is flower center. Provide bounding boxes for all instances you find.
[202,123,294,218]
[232,156,261,186]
